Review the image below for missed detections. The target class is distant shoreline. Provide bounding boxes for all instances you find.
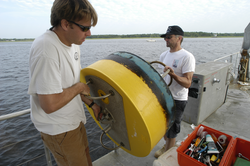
[0,39,34,42]
[0,32,244,42]
[0,36,244,42]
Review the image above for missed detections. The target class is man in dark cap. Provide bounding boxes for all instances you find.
[154,25,196,158]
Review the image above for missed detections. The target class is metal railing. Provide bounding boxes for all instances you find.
[0,109,53,166]
[213,52,236,62]
[0,108,114,166]
[213,52,241,76]
[0,109,31,121]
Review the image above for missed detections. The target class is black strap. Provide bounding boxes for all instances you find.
[88,101,95,108]
[49,26,54,31]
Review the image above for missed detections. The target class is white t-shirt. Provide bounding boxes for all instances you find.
[159,48,195,100]
[28,30,86,135]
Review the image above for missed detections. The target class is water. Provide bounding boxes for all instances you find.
[0,37,243,166]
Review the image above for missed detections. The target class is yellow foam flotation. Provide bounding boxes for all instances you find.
[80,51,175,157]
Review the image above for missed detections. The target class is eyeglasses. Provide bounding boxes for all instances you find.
[67,20,91,32]
[164,35,173,40]
[164,36,173,40]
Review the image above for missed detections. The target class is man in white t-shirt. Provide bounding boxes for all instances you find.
[154,25,196,158]
[28,0,100,165]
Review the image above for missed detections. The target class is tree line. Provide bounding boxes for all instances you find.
[0,38,34,42]
[87,32,243,39]
[0,32,244,41]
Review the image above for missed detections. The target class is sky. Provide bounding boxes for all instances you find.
[0,0,249,38]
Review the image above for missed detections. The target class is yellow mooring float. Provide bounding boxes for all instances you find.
[80,51,175,157]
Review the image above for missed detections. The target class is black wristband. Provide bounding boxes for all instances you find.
[88,101,95,108]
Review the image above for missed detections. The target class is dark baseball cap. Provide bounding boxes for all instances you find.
[160,25,184,37]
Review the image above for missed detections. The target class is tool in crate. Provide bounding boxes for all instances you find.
[183,126,229,165]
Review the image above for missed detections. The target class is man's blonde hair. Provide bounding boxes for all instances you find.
[51,0,98,27]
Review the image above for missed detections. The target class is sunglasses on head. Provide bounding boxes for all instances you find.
[164,35,173,40]
[68,20,91,32]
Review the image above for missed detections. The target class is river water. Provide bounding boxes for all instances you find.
[0,37,243,166]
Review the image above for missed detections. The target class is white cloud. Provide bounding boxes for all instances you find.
[1,0,249,38]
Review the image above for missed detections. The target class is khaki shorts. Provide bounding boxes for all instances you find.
[40,122,92,166]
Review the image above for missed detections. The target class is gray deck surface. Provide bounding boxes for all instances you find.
[93,84,250,166]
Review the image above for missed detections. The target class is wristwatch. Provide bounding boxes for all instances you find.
[88,101,95,108]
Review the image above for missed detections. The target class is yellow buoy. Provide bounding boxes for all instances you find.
[80,51,175,157]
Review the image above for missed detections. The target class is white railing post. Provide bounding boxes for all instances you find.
[0,109,53,166]
[213,52,240,76]
[0,109,31,121]
[43,142,53,166]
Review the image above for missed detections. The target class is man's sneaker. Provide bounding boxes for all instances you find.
[154,145,166,158]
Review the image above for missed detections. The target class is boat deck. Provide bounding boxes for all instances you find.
[93,83,250,166]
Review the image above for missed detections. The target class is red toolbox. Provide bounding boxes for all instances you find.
[223,137,250,166]
[177,124,234,166]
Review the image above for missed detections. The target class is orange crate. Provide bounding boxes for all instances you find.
[177,124,234,166]
[223,137,250,166]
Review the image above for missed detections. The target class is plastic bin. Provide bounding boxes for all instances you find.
[177,124,234,166]
[223,137,250,166]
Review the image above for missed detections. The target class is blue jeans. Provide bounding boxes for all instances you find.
[166,100,187,138]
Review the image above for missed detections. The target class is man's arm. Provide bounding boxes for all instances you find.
[38,82,90,114]
[81,95,101,120]
[164,66,193,88]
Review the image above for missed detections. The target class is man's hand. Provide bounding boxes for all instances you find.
[164,66,174,76]
[163,66,193,88]
[80,94,102,121]
[79,82,90,96]
[91,103,102,120]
